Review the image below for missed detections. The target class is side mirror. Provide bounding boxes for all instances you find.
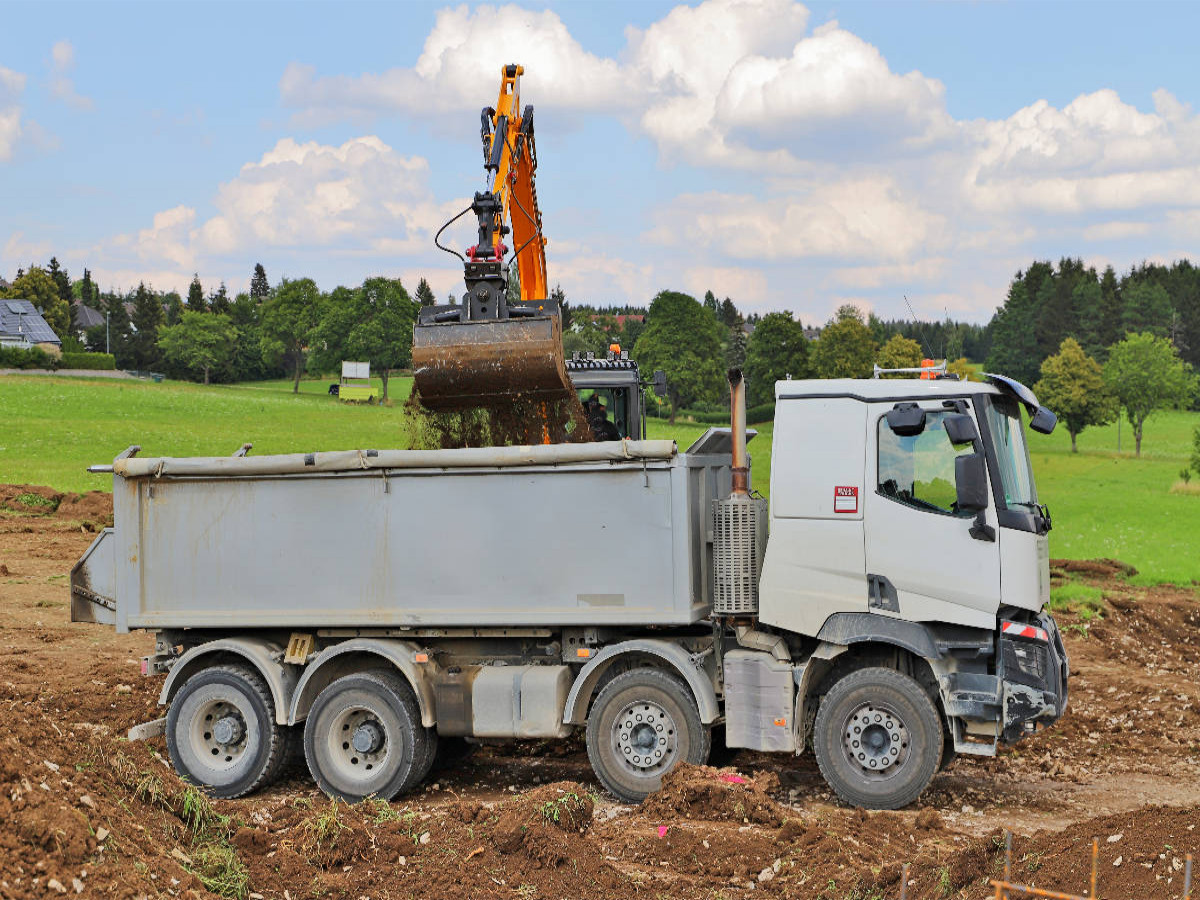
[954,453,989,512]
[886,402,926,436]
[1029,406,1057,435]
[652,369,668,398]
[943,413,979,445]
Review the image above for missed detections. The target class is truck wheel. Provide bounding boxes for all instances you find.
[813,667,942,810]
[165,664,287,799]
[586,668,710,803]
[303,671,427,802]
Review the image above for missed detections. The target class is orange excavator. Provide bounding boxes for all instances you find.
[412,64,572,410]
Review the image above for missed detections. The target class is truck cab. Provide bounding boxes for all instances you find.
[757,375,1067,792]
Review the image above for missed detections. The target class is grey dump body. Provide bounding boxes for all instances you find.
[73,434,742,632]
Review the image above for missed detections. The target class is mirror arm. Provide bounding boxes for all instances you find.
[969,511,996,542]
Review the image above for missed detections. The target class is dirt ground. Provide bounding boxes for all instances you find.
[3,483,1200,899]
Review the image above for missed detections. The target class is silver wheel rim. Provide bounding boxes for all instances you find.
[323,705,392,784]
[612,699,677,775]
[841,702,910,780]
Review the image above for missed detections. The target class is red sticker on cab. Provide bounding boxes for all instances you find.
[834,485,859,513]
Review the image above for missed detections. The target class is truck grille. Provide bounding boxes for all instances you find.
[713,496,767,616]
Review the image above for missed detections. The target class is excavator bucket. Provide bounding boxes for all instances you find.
[411,315,573,410]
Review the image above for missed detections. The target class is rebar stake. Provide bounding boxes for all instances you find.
[1089,838,1098,899]
[899,862,909,900]
[1184,854,1193,900]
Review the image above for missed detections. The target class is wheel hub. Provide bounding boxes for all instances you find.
[614,700,677,772]
[351,721,384,754]
[329,707,388,779]
[843,703,909,777]
[194,700,249,769]
[212,715,244,746]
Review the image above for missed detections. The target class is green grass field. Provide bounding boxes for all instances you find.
[0,374,1193,582]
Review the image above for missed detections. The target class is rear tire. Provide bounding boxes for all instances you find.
[813,667,942,810]
[303,671,428,802]
[585,668,709,803]
[165,664,287,799]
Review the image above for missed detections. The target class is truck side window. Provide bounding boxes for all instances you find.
[877,411,973,516]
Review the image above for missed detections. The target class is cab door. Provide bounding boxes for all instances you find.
[863,401,1001,630]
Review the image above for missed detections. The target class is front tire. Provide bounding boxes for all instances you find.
[813,667,942,810]
[165,664,287,799]
[585,668,710,803]
[303,671,428,802]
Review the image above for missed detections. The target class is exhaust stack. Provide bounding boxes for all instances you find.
[729,367,749,496]
[712,368,768,618]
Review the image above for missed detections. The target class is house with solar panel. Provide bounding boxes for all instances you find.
[0,299,63,355]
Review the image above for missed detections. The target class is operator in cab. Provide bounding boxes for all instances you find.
[583,394,622,442]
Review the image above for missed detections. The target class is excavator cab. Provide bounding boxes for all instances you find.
[412,64,574,411]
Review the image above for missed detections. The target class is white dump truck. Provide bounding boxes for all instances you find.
[71,371,1067,810]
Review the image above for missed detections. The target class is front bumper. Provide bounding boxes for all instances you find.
[938,610,1069,747]
[998,610,1069,744]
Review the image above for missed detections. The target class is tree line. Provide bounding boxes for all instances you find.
[4,254,1196,451]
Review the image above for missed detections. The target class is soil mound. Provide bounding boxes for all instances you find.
[0,484,112,528]
[642,764,787,825]
[933,806,1200,898]
[1051,557,1138,578]
[492,781,596,865]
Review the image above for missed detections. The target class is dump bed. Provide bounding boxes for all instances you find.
[72,434,746,633]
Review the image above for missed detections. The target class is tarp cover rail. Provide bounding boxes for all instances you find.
[113,440,678,478]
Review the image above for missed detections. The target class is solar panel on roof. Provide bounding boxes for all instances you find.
[5,300,27,314]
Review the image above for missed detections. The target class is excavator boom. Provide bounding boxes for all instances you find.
[412,64,569,411]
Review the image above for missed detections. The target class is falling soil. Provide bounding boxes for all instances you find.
[404,388,594,448]
[5,490,1200,899]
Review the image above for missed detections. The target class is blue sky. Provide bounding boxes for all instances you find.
[3,0,1199,326]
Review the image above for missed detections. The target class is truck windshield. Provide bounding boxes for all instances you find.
[983,396,1038,508]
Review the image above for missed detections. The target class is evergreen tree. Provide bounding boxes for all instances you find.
[1122,282,1172,337]
[250,263,270,301]
[1096,266,1123,350]
[47,257,72,307]
[102,290,131,362]
[551,284,570,330]
[985,280,1040,385]
[164,291,184,326]
[187,274,205,311]
[719,297,740,330]
[415,277,436,307]
[209,282,231,316]
[129,282,165,369]
[79,269,98,308]
[703,290,719,317]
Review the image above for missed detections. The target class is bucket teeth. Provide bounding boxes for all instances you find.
[412,315,573,410]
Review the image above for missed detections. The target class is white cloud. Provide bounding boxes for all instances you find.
[198,136,458,255]
[714,23,953,157]
[0,65,27,161]
[280,4,626,126]
[1082,220,1152,242]
[825,258,948,291]
[649,178,944,263]
[87,135,470,294]
[682,266,768,307]
[49,40,93,110]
